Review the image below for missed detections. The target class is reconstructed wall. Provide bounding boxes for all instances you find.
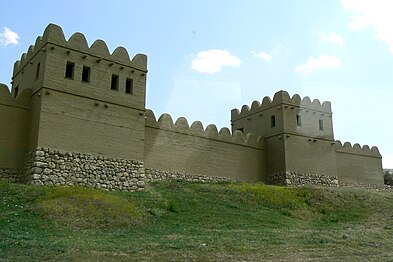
[0,84,31,181]
[11,24,147,161]
[232,91,337,178]
[0,24,386,189]
[266,171,339,187]
[26,147,145,191]
[335,141,383,185]
[144,110,266,182]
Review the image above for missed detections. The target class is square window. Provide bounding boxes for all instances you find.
[271,115,276,127]
[65,62,75,79]
[111,74,119,90]
[319,119,324,131]
[296,115,302,126]
[82,66,90,83]
[125,78,133,94]
[35,62,40,80]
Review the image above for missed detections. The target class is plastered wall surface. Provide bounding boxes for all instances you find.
[0,24,385,188]
[335,141,383,184]
[284,136,337,177]
[37,90,145,160]
[0,85,30,170]
[144,111,266,182]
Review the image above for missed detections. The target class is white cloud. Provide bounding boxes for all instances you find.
[294,55,342,75]
[191,49,241,74]
[341,0,393,53]
[0,27,19,46]
[251,51,272,62]
[319,32,345,48]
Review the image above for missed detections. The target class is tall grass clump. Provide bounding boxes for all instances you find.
[37,186,146,230]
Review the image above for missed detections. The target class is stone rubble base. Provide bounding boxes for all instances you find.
[1,148,392,192]
[267,171,339,187]
[25,148,145,192]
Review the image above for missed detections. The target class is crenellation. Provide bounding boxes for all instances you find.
[0,23,384,189]
[335,140,381,157]
[232,91,332,122]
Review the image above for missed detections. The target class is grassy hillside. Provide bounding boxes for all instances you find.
[0,181,392,261]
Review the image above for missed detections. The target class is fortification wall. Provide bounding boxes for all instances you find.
[36,89,145,161]
[9,23,147,162]
[0,84,31,180]
[144,110,266,182]
[231,91,332,121]
[231,91,333,140]
[12,24,147,110]
[267,171,339,187]
[285,136,337,177]
[26,147,145,191]
[335,141,383,184]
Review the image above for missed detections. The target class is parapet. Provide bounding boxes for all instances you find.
[145,109,265,149]
[335,140,381,158]
[0,83,31,108]
[231,90,332,120]
[13,23,147,77]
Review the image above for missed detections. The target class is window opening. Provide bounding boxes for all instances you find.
[271,115,276,127]
[111,74,119,90]
[237,128,244,133]
[65,62,75,79]
[125,78,133,94]
[14,86,19,98]
[82,66,90,83]
[35,62,40,80]
[319,119,324,131]
[296,115,302,126]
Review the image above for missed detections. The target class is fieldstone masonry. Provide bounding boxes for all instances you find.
[26,148,145,192]
[0,168,21,183]
[145,168,234,183]
[0,24,385,191]
[267,171,339,187]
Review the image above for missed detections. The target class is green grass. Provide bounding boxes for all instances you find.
[1,180,393,261]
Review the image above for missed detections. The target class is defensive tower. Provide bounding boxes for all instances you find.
[11,24,148,161]
[231,90,337,177]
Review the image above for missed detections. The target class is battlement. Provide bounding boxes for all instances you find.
[231,90,332,121]
[145,109,265,149]
[13,24,147,78]
[0,83,31,108]
[335,140,381,158]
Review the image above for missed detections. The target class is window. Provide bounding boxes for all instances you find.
[237,128,244,133]
[35,62,40,80]
[65,61,75,79]
[82,66,90,83]
[271,115,276,127]
[296,115,302,126]
[14,86,19,98]
[111,74,119,90]
[319,119,324,131]
[125,78,133,94]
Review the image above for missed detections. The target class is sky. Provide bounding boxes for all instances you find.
[1,0,393,168]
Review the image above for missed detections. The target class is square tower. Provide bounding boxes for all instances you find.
[11,24,148,161]
[231,90,337,179]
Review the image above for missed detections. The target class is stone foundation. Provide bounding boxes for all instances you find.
[145,168,234,183]
[25,147,145,192]
[0,168,22,183]
[267,171,339,187]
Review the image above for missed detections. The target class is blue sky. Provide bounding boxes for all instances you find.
[1,0,393,168]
